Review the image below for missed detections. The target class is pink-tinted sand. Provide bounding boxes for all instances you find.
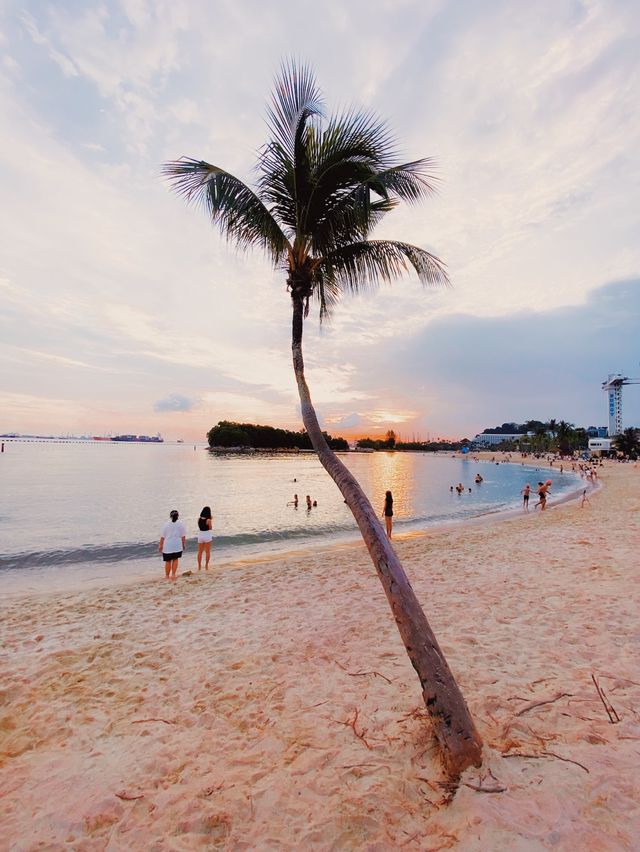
[1,460,639,849]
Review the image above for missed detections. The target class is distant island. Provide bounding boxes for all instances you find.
[355,430,464,452]
[207,423,467,454]
[207,421,348,451]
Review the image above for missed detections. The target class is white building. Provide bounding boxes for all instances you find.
[471,433,527,446]
[588,438,612,455]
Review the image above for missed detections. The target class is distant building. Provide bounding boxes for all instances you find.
[588,438,612,455]
[471,433,527,447]
[586,426,608,438]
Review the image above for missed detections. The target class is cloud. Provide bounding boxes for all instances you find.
[1,0,639,442]
[370,279,640,435]
[3,345,107,371]
[325,413,365,430]
[154,393,196,412]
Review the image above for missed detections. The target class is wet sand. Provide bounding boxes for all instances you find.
[1,460,639,849]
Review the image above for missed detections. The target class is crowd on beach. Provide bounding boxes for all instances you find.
[158,451,606,580]
[286,487,395,537]
[449,473,553,509]
[157,486,398,579]
[449,450,604,515]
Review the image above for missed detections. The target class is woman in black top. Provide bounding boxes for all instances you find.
[382,490,394,539]
[196,505,213,570]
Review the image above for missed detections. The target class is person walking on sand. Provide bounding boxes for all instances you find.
[534,481,550,511]
[581,488,591,508]
[159,509,187,580]
[196,506,213,571]
[306,494,312,510]
[382,490,394,538]
[522,483,530,510]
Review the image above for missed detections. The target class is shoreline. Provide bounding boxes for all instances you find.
[1,459,638,848]
[1,453,587,600]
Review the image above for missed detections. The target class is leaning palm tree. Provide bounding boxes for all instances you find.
[164,61,482,775]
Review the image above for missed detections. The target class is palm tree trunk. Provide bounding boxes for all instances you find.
[291,294,483,777]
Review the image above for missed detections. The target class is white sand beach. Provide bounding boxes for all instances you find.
[1,460,639,849]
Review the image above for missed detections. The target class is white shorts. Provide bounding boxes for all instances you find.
[197,531,213,544]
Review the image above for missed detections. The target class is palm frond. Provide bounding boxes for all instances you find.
[310,109,396,175]
[368,159,439,203]
[265,59,324,158]
[313,268,342,321]
[319,239,449,297]
[256,142,297,232]
[163,158,290,263]
[260,60,324,234]
[304,149,438,251]
[312,193,396,257]
[301,111,394,240]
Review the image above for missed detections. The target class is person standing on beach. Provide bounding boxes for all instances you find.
[196,506,213,571]
[522,483,530,510]
[382,490,394,538]
[159,509,187,580]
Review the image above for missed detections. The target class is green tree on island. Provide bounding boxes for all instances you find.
[555,420,574,454]
[207,420,348,451]
[532,423,550,453]
[164,61,481,774]
[612,427,639,458]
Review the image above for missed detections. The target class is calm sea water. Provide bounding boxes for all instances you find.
[0,442,581,593]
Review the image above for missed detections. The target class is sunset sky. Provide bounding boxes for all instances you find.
[1,0,639,441]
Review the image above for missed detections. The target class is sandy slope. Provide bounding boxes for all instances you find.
[1,460,639,850]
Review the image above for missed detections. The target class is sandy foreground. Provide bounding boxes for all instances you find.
[1,461,639,850]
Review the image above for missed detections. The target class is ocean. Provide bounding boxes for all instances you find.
[0,442,581,593]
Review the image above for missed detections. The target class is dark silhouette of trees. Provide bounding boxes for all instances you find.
[207,420,347,451]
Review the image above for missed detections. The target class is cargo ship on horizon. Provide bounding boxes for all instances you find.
[111,434,164,443]
[93,434,164,443]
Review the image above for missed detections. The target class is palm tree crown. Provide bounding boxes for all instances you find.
[163,60,448,319]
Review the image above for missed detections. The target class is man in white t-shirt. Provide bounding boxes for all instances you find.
[158,509,187,580]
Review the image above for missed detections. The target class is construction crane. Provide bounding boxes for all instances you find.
[602,373,640,436]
